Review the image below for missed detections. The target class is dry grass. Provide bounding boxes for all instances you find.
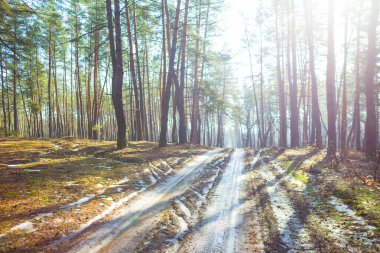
[0,138,209,252]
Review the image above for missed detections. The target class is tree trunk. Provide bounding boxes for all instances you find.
[48,28,53,137]
[13,22,18,133]
[53,42,62,137]
[326,0,337,157]
[159,0,181,147]
[178,0,190,144]
[190,0,202,144]
[1,50,7,135]
[340,1,349,153]
[132,0,147,140]
[276,1,286,147]
[75,16,84,138]
[106,0,127,149]
[364,0,379,156]
[92,11,100,139]
[289,0,299,147]
[304,0,322,148]
[125,0,143,141]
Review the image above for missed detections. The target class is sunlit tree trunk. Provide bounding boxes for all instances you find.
[304,0,322,148]
[340,1,349,153]
[1,49,7,135]
[125,0,143,141]
[190,0,202,145]
[178,0,189,144]
[159,0,181,147]
[364,0,379,156]
[276,1,286,147]
[289,0,299,147]
[132,0,147,140]
[106,0,127,149]
[92,13,100,139]
[326,0,337,157]
[48,28,53,137]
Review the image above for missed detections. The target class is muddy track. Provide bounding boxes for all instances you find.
[38,148,379,253]
[55,148,225,253]
[178,149,245,253]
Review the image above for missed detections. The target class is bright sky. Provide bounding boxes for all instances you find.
[213,0,353,90]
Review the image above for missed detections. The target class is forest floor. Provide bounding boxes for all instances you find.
[0,139,379,252]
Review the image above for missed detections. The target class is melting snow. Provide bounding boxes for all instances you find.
[166,211,188,252]
[259,164,313,252]
[9,221,37,234]
[35,212,54,221]
[149,162,165,175]
[328,196,358,218]
[65,194,96,208]
[191,188,205,200]
[144,169,157,184]
[150,168,161,179]
[250,150,261,167]
[117,177,129,184]
[175,200,192,218]
[148,174,157,184]
[96,165,113,169]
[67,181,79,186]
[6,164,22,168]
[161,160,173,174]
[64,185,150,241]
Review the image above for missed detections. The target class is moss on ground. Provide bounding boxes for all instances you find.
[334,183,380,230]
[293,170,309,185]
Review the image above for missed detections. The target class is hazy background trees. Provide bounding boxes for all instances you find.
[0,0,379,157]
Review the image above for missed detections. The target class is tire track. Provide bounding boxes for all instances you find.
[180,148,245,253]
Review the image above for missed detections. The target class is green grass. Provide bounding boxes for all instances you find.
[3,191,22,199]
[293,170,309,185]
[278,160,293,171]
[334,183,380,230]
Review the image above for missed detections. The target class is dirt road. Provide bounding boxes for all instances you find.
[63,148,224,253]
[49,148,379,253]
[179,148,245,253]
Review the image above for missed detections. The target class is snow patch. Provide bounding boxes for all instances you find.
[67,181,79,187]
[191,188,205,200]
[35,212,54,221]
[259,164,313,251]
[65,185,149,241]
[150,168,161,179]
[166,211,188,252]
[250,150,261,167]
[6,164,22,168]
[117,177,129,184]
[328,196,358,218]
[9,221,37,234]
[148,174,157,184]
[97,190,105,195]
[65,194,96,208]
[161,160,173,174]
[96,165,113,169]
[175,200,192,218]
